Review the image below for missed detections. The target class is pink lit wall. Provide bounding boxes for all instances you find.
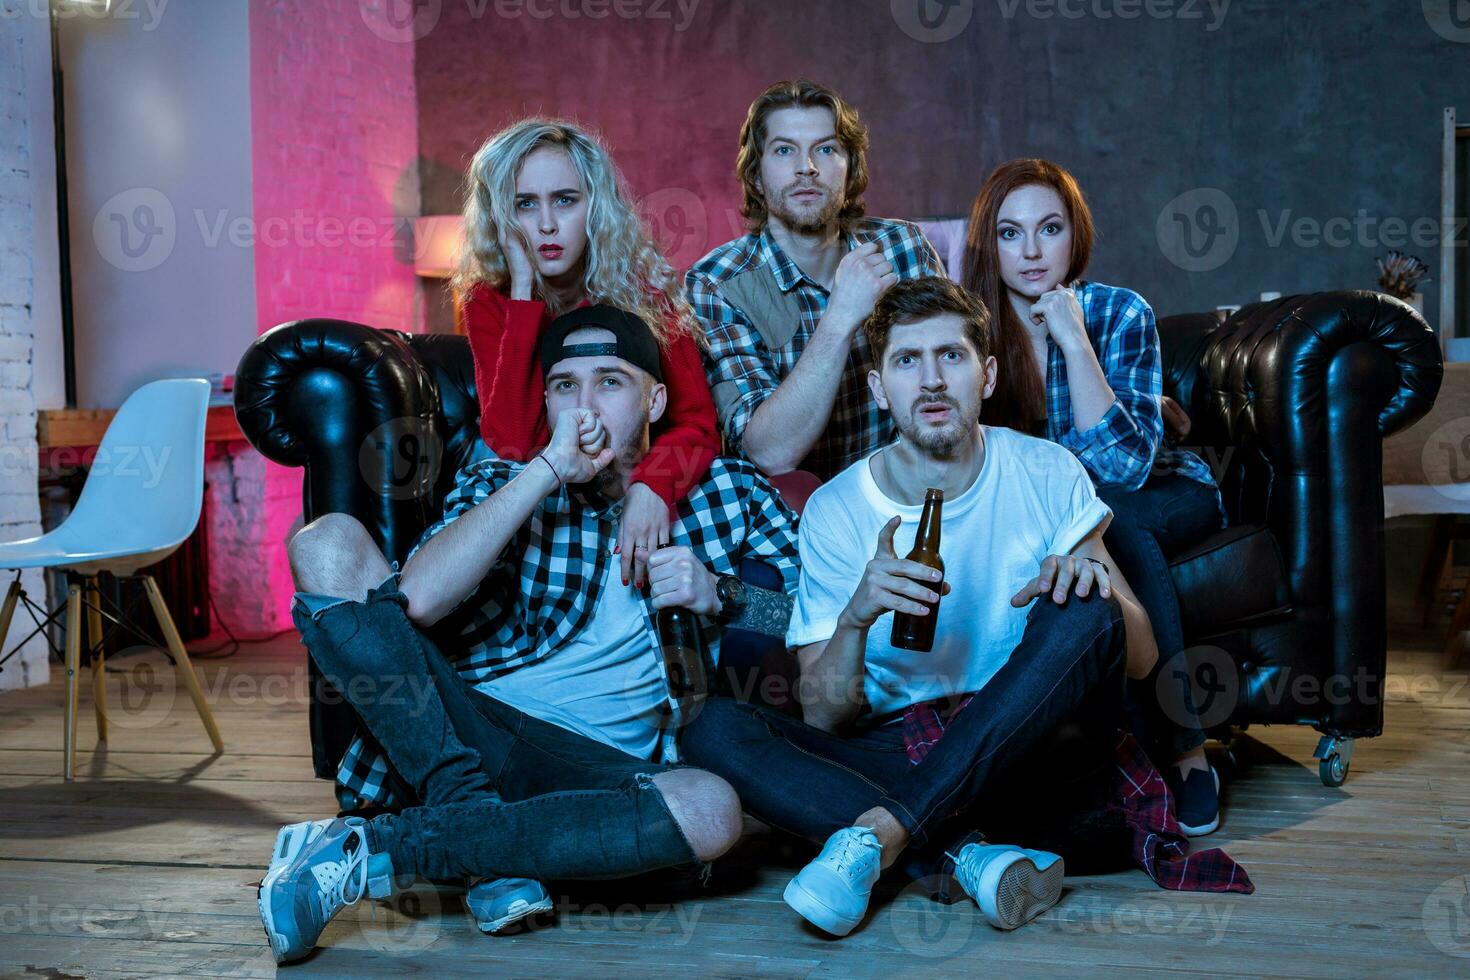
[236,0,422,631]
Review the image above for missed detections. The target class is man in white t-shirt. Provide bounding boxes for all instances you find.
[683,277,1157,938]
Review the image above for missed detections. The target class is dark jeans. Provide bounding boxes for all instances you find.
[682,595,1128,881]
[292,574,696,882]
[1098,473,1222,761]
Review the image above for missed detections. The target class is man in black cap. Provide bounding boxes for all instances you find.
[260,306,802,965]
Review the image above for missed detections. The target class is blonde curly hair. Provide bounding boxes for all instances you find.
[454,118,695,347]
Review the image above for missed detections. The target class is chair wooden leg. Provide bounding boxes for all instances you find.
[141,575,223,752]
[0,577,21,655]
[63,580,82,782]
[86,576,108,742]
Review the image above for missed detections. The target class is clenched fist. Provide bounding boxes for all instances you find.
[541,409,615,486]
[824,241,898,336]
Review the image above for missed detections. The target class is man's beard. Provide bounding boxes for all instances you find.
[896,395,972,459]
[590,408,650,499]
[767,181,843,235]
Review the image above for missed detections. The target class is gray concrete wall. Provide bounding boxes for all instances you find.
[415,0,1470,327]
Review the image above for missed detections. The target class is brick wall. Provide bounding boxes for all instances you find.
[0,23,48,691]
[210,0,422,633]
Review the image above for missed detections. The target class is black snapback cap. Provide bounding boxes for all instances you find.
[538,304,663,383]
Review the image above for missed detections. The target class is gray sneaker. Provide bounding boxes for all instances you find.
[466,877,554,933]
[258,816,372,963]
[271,818,407,899]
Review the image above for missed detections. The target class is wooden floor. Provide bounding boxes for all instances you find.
[2,620,1468,978]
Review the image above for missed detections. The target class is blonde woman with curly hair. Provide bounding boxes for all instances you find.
[456,118,718,589]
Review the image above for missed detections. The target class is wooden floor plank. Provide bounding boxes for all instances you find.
[3,617,1469,976]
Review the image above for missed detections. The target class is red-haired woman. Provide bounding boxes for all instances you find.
[963,159,1224,836]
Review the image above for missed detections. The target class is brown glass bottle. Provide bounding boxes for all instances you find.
[890,488,945,652]
[656,606,710,717]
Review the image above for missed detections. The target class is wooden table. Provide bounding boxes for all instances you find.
[37,405,244,449]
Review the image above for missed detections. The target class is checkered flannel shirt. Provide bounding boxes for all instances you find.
[1046,281,1221,502]
[688,218,944,480]
[334,455,802,809]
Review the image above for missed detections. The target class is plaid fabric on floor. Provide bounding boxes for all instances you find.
[902,696,1254,894]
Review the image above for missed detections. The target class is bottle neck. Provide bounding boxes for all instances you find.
[914,491,942,551]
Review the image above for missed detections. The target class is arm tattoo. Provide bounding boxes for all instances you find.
[724,584,793,638]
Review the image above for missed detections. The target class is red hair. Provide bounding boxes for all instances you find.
[961,159,1095,431]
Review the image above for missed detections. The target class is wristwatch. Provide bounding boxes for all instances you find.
[714,574,748,619]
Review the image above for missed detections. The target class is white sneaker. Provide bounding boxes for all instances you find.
[272,819,406,900]
[258,816,372,963]
[783,827,883,937]
[949,842,1065,930]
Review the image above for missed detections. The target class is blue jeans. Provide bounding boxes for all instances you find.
[1099,473,1222,760]
[292,574,697,881]
[682,595,1128,883]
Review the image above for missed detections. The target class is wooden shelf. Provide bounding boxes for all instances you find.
[38,404,245,449]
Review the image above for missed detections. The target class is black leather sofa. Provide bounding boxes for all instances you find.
[234,289,1441,789]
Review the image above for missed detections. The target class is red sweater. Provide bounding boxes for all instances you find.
[460,282,719,512]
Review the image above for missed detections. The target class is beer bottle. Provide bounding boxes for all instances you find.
[891,488,945,652]
[656,606,709,717]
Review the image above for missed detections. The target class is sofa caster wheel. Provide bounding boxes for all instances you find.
[1313,735,1354,787]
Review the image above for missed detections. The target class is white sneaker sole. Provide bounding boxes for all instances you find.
[978,854,1065,931]
[783,875,864,937]
[475,895,555,934]
[258,857,293,963]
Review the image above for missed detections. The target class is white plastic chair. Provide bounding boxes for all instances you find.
[0,378,224,779]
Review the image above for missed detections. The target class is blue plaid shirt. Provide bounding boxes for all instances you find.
[1044,281,1220,502]
[333,455,802,810]
[688,218,945,480]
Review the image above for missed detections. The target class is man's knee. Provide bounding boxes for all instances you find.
[1029,593,1127,669]
[289,512,389,599]
[649,768,743,862]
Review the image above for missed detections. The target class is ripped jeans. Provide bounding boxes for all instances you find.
[292,573,697,881]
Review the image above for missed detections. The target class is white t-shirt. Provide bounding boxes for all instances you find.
[786,426,1112,724]
[481,559,666,760]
